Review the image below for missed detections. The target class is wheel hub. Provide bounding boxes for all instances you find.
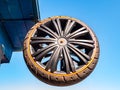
[57,38,67,46]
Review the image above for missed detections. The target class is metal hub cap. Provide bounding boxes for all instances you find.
[30,17,95,74]
[58,38,67,46]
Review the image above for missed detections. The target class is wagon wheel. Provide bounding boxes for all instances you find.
[23,16,99,86]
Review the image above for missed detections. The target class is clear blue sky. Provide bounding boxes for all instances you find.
[0,0,120,90]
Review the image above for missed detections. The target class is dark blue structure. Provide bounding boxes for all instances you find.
[0,0,40,63]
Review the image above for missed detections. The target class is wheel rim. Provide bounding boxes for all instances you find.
[30,17,95,74]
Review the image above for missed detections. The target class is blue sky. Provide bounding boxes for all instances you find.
[0,0,120,90]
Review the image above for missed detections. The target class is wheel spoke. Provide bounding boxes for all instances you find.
[66,27,86,38]
[62,47,70,73]
[38,24,58,38]
[64,46,76,72]
[32,44,57,57]
[69,39,94,48]
[70,42,94,48]
[30,37,56,44]
[35,45,57,61]
[64,20,75,36]
[70,43,90,60]
[64,20,71,35]
[45,46,62,72]
[71,30,89,39]
[31,37,55,41]
[68,44,90,64]
[51,47,62,72]
[56,18,62,36]
[52,19,61,35]
[69,39,94,43]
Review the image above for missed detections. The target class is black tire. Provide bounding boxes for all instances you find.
[23,16,100,86]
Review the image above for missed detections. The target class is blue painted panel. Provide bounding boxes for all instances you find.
[24,21,35,31]
[0,0,40,51]
[19,0,34,18]
[0,0,39,19]
[0,0,40,63]
[5,0,23,19]
[3,21,36,50]
[4,21,32,50]
[0,0,11,19]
